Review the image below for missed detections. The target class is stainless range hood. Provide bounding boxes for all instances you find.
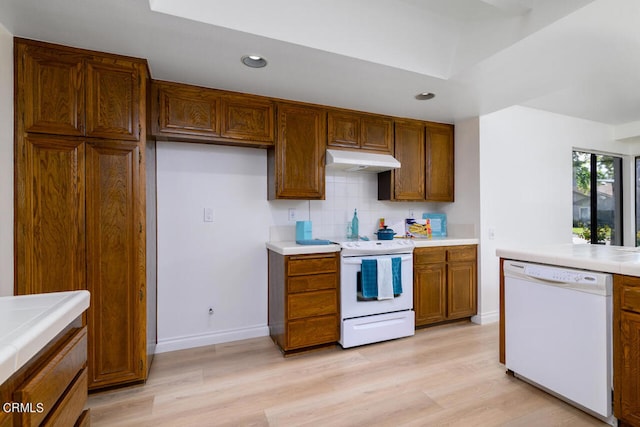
[325,149,401,173]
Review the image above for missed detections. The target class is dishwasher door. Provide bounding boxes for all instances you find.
[503,260,613,421]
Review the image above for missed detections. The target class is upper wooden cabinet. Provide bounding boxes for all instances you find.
[390,119,426,201]
[85,56,143,141]
[15,39,144,141]
[151,80,274,147]
[327,110,392,153]
[379,120,454,202]
[268,102,326,200]
[426,123,454,202]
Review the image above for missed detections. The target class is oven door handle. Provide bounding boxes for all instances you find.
[342,254,412,265]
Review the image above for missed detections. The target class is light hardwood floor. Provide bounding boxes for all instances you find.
[87,322,608,426]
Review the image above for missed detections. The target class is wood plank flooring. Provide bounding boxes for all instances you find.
[87,322,608,426]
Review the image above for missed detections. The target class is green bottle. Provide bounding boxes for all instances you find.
[351,209,359,239]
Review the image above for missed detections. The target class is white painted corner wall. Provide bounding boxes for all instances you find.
[477,105,640,324]
[0,24,13,297]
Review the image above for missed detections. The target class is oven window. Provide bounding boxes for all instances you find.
[356,271,400,300]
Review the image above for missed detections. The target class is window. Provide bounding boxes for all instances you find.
[572,151,622,245]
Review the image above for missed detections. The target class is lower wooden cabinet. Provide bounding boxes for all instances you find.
[0,321,89,427]
[268,251,339,354]
[614,275,640,426]
[414,245,477,327]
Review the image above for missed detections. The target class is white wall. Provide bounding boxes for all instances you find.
[156,142,469,352]
[156,143,272,352]
[0,24,13,296]
[477,106,637,323]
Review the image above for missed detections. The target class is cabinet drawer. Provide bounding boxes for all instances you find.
[447,245,477,262]
[42,368,88,427]
[75,409,91,427]
[13,327,87,427]
[287,255,337,276]
[414,247,446,264]
[287,315,338,349]
[288,273,337,293]
[288,290,338,320]
[622,286,640,313]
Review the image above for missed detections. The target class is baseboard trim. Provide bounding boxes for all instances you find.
[471,310,499,325]
[156,325,270,353]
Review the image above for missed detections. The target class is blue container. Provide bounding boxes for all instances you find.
[296,221,312,241]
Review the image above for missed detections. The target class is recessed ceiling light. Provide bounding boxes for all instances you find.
[415,92,435,100]
[241,55,267,68]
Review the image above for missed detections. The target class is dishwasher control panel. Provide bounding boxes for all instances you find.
[524,265,598,284]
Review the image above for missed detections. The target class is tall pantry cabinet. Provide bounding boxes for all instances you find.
[13,38,157,390]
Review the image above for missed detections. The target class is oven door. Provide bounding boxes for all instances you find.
[340,253,413,319]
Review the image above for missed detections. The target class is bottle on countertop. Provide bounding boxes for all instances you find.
[351,209,359,239]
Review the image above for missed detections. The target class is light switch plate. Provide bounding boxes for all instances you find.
[204,207,214,222]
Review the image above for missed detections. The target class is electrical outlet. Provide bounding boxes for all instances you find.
[488,227,496,240]
[408,209,415,218]
[204,207,214,222]
[288,208,296,221]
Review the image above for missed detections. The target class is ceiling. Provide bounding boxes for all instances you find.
[1,0,639,129]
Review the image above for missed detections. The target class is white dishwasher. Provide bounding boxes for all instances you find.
[503,260,613,424]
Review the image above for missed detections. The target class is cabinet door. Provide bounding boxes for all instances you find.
[272,103,326,199]
[414,263,447,326]
[155,81,220,138]
[15,135,86,295]
[393,120,425,200]
[16,40,85,136]
[425,123,454,201]
[86,57,142,141]
[361,116,392,153]
[221,95,275,143]
[447,261,477,319]
[85,141,145,388]
[327,111,360,149]
[618,310,640,425]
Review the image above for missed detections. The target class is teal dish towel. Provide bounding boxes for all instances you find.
[392,257,402,295]
[360,258,403,298]
[361,259,378,298]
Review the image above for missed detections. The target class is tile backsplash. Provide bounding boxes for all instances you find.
[269,170,466,240]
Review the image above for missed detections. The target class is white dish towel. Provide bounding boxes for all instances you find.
[377,258,394,300]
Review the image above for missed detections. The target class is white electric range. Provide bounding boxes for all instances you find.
[333,238,415,348]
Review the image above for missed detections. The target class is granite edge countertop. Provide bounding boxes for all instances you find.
[0,290,90,385]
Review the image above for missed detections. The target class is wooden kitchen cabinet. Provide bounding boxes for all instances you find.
[414,245,477,327]
[379,120,454,202]
[268,102,326,199]
[14,38,155,390]
[425,123,454,202]
[16,39,142,141]
[327,109,393,153]
[151,80,274,147]
[0,320,89,427]
[268,251,340,354]
[614,275,640,426]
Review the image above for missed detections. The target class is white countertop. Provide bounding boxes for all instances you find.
[497,243,640,276]
[412,237,479,247]
[267,237,478,255]
[0,290,90,385]
[266,241,342,255]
